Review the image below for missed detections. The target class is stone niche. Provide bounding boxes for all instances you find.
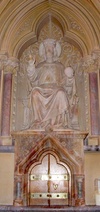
[12,130,87,207]
[11,22,89,208]
[13,23,89,134]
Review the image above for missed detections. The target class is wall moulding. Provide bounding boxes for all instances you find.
[0,136,12,146]
[0,1,99,58]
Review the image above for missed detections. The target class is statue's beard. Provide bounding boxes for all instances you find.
[46,54,53,63]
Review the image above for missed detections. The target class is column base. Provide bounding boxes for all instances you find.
[13,199,23,206]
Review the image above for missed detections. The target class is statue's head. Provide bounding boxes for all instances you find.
[43,39,56,46]
[39,38,61,62]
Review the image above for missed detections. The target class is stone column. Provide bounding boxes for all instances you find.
[0,54,19,144]
[16,181,22,199]
[0,70,4,138]
[1,72,12,136]
[81,50,100,137]
[14,175,23,206]
[97,55,100,139]
[74,175,85,206]
[89,72,99,135]
[89,50,100,136]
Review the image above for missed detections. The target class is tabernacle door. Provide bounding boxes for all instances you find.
[49,154,69,206]
[28,153,70,206]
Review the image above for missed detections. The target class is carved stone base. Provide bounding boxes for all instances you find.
[13,199,23,206]
[12,129,88,206]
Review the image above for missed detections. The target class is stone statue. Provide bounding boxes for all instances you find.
[64,67,79,127]
[26,39,78,130]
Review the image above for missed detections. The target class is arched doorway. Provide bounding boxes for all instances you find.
[28,151,71,206]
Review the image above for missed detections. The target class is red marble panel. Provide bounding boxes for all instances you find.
[89,73,99,135]
[0,70,2,140]
[1,73,12,136]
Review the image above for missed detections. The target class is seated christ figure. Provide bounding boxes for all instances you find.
[26,39,77,130]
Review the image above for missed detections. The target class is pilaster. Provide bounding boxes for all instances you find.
[0,52,19,145]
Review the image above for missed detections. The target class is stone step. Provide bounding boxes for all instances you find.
[0,206,99,212]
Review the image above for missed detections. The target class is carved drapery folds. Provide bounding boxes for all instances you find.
[1,43,99,138]
[14,37,88,132]
[14,47,100,134]
[12,21,100,134]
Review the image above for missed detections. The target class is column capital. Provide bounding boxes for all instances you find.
[77,48,100,73]
[0,52,19,74]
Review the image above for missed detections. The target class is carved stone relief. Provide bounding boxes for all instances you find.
[13,24,88,132]
[68,16,85,35]
[11,23,100,132]
[16,45,81,131]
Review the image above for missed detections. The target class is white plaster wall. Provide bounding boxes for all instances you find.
[0,153,14,205]
[85,152,100,205]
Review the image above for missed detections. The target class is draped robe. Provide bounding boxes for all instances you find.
[29,61,69,128]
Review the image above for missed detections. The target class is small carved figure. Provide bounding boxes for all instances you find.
[64,66,79,126]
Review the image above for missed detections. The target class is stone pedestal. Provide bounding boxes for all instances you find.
[12,129,87,207]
